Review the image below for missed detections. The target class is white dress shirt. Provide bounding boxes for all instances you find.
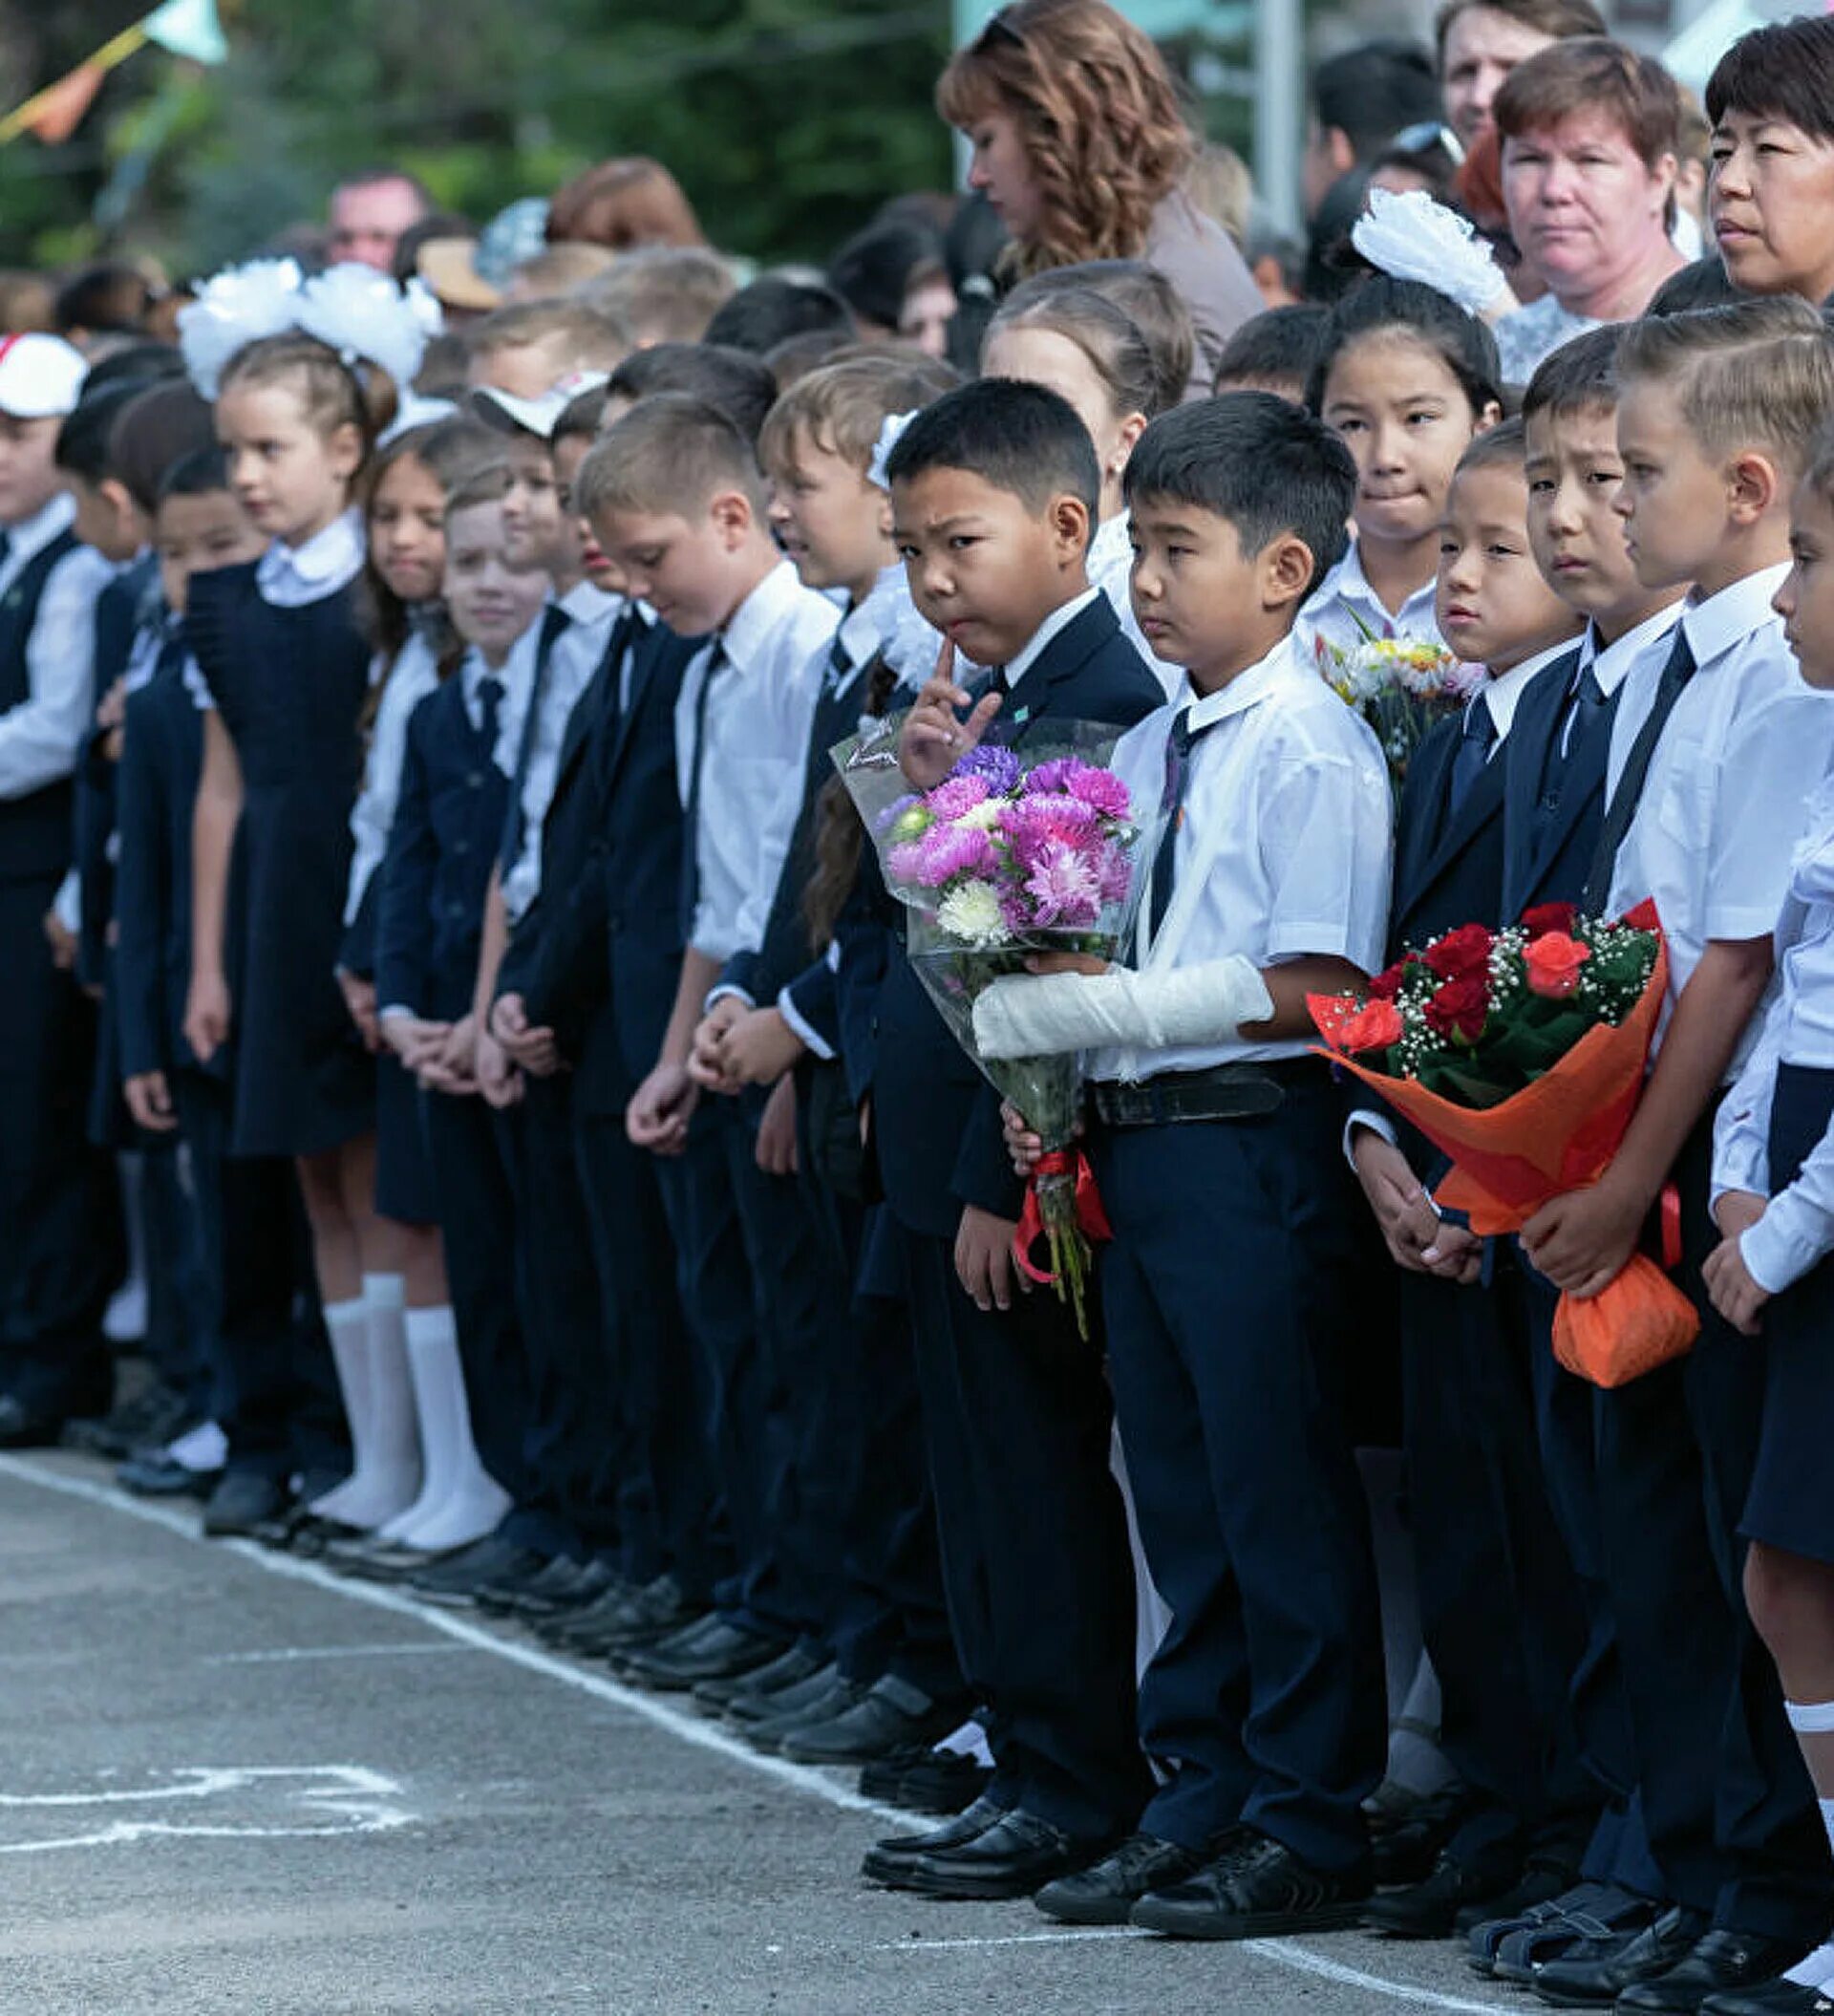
[255,508,365,608]
[1714,766,1834,1292]
[1293,538,1441,673]
[1090,633,1393,1086]
[343,631,440,930]
[1087,512,1184,702]
[676,559,838,963]
[501,580,623,923]
[0,493,113,802]
[1606,564,1834,1074]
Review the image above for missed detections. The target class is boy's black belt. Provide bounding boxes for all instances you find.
[1091,1056,1320,1129]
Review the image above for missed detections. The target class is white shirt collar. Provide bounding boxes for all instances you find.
[557,577,621,628]
[5,490,75,566]
[1317,539,1438,630]
[1006,585,1101,691]
[1183,633,1296,730]
[719,559,807,676]
[836,593,882,672]
[1581,601,1685,697]
[257,507,364,605]
[1482,637,1575,740]
[1680,563,1790,672]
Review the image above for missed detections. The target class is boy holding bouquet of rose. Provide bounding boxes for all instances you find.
[990,391,1397,1937]
[1521,300,1834,2013]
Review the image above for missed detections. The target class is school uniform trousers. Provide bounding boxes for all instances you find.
[116,657,345,1482]
[855,596,1161,1842]
[377,671,544,1531]
[1381,696,1593,1869]
[0,529,120,1423]
[1500,655,1659,1896]
[717,653,953,1686]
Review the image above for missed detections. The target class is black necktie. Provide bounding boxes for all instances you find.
[1557,661,1608,766]
[1145,706,1214,948]
[1581,625,1696,912]
[825,631,853,692]
[476,674,504,751]
[982,665,1011,700]
[678,640,729,941]
[1447,693,1498,819]
[499,602,572,873]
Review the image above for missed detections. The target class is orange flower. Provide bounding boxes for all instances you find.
[1524,932,1590,998]
[1338,997,1404,1053]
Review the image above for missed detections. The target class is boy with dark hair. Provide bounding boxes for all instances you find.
[1305,39,1443,218]
[1213,305,1333,402]
[988,390,1394,1934]
[702,275,856,356]
[600,344,779,448]
[847,376,1162,1901]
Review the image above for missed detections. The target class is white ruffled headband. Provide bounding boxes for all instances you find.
[178,256,441,400]
[1350,186,1510,320]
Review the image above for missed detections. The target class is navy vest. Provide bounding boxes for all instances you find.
[0,527,80,882]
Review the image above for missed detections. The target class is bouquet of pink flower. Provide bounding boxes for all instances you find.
[836,720,1156,1337]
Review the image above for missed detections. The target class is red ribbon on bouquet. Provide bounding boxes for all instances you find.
[1013,1148,1114,1286]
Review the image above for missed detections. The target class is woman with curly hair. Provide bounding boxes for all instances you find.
[936,0,1260,396]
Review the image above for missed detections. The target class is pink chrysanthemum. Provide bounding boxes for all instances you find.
[1060,762,1132,821]
[1022,840,1103,927]
[910,823,997,888]
[926,775,992,821]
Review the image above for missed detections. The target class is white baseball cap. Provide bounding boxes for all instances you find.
[469,370,608,441]
[0,333,89,419]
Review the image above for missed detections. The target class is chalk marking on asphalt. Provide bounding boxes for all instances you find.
[0,1457,1524,2012]
[0,1765,415,1853]
[876,1928,1143,1950]
[210,1642,471,1664]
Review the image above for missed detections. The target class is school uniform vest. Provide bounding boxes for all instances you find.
[0,527,80,883]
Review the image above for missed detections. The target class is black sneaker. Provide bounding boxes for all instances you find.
[1035,1834,1209,1926]
[1132,1831,1372,1941]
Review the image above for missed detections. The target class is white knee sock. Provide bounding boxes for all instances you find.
[308,1275,420,1531]
[1781,1702,1834,1986]
[392,1305,508,1553]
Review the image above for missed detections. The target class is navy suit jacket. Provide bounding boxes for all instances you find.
[375,675,511,1025]
[114,651,206,1083]
[75,559,159,988]
[1500,648,1614,924]
[862,595,1162,1239]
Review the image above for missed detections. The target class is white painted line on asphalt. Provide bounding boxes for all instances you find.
[0,1765,415,1852]
[210,1642,471,1664]
[0,1457,1524,2013]
[877,1927,1143,1949]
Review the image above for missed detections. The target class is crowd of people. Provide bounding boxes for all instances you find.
[8,0,1834,2005]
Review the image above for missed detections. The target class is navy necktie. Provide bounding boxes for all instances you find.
[1557,662,1608,766]
[1447,693,1498,819]
[1582,624,1696,912]
[825,631,853,692]
[677,641,730,942]
[498,602,571,875]
[476,675,504,752]
[1145,707,1214,949]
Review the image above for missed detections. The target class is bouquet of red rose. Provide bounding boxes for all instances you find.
[1310,899,1699,1387]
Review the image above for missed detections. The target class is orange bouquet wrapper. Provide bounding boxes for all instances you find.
[1311,899,1698,1387]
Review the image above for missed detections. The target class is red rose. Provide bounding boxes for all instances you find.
[1338,997,1404,1054]
[1424,922,1494,980]
[1521,902,1578,940]
[1368,957,1414,1001]
[1523,932,1590,999]
[1423,973,1489,1042]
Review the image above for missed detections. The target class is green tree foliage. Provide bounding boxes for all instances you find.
[0,0,954,276]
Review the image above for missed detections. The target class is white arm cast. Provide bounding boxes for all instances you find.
[971,958,1275,1061]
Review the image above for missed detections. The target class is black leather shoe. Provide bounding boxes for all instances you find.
[506,1555,621,1619]
[896,1809,1104,1900]
[552,1576,701,1654]
[117,1450,218,1499]
[1619,1931,1816,2012]
[1035,1834,1208,1925]
[1132,1832,1373,1941]
[471,1550,578,1616]
[1365,1847,1525,1940]
[0,1396,66,1449]
[620,1619,779,1690]
[65,1383,191,1460]
[743,1676,863,1752]
[1532,1904,1709,2006]
[719,1651,834,1722]
[1476,1883,1657,1984]
[1701,1979,1834,2014]
[861,1742,992,1815]
[410,1535,546,1607]
[778,1675,963,1765]
[861,1794,1008,1883]
[202,1470,289,1538]
[1368,1783,1467,1888]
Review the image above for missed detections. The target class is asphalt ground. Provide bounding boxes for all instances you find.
[0,1449,1544,2015]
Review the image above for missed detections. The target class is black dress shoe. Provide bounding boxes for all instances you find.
[1368,1783,1467,1888]
[860,1794,1008,1883]
[778,1675,962,1765]
[552,1576,701,1654]
[410,1536,547,1607]
[1035,1834,1208,1925]
[1132,1831,1373,1941]
[1475,1883,1656,1984]
[202,1470,290,1538]
[895,1809,1107,1901]
[117,1450,218,1499]
[1619,1930,1816,2013]
[745,1677,864,1753]
[1702,1979,1834,2014]
[502,1555,621,1619]
[471,1550,577,1616]
[715,1648,832,1720]
[861,1742,992,1815]
[0,1396,66,1449]
[1365,1847,1525,1940]
[65,1383,191,1460]
[1532,1904,1709,2006]
[620,1619,779,1691]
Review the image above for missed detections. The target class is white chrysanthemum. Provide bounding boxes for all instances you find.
[178,257,305,397]
[936,882,1011,949]
[954,799,1006,831]
[297,262,431,392]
